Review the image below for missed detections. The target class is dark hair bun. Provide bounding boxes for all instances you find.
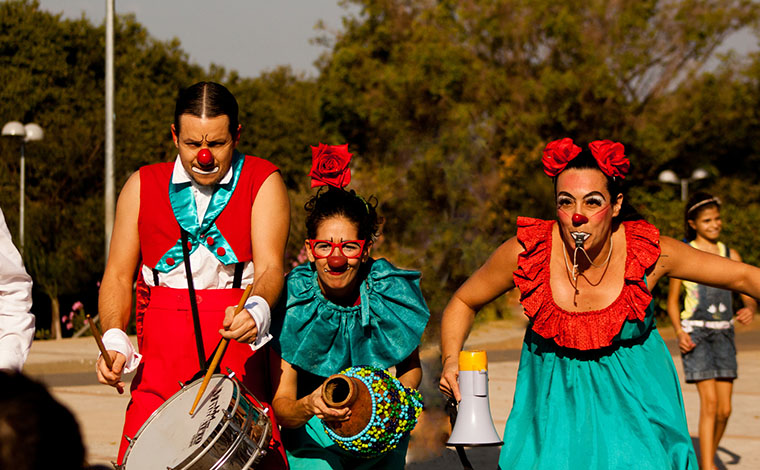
[305,187,381,241]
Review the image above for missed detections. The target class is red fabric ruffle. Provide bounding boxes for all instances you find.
[513,217,660,350]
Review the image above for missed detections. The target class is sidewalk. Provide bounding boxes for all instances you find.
[23,321,760,469]
[23,336,136,465]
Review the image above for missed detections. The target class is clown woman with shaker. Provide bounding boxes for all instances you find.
[271,144,429,469]
[440,138,760,469]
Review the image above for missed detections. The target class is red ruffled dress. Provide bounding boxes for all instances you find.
[498,217,697,469]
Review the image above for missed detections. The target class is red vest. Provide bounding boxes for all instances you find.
[137,156,278,269]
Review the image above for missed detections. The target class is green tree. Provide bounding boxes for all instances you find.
[315,0,759,334]
[0,1,204,337]
[0,1,329,336]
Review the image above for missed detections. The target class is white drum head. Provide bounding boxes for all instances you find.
[124,375,236,469]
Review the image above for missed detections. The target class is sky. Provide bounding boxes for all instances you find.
[34,1,759,79]
[36,0,357,78]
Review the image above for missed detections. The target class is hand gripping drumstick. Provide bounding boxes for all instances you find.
[87,315,114,370]
[189,284,253,415]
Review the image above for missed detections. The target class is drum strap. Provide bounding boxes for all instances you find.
[233,262,244,289]
[181,229,207,371]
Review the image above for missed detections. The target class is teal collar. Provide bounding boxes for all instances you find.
[168,151,244,238]
[153,151,244,272]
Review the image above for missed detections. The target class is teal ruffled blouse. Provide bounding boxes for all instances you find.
[273,258,430,378]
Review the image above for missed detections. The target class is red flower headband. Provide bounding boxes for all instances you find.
[542,138,629,179]
[309,143,352,189]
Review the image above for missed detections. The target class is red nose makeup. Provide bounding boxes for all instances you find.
[572,213,589,224]
[197,149,214,167]
[327,255,348,269]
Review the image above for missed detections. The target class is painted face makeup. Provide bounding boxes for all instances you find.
[555,168,618,282]
[305,216,370,302]
[556,171,614,238]
[173,114,238,185]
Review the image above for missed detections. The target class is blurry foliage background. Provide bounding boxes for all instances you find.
[2,0,760,341]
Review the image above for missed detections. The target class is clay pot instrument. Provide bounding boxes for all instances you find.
[321,373,373,437]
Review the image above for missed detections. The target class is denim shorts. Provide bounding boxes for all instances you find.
[681,326,737,382]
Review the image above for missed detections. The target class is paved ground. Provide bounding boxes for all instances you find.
[23,319,760,469]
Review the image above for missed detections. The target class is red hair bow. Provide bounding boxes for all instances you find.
[542,138,582,177]
[589,140,629,179]
[542,138,630,179]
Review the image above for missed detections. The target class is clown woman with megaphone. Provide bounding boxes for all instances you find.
[440,138,760,469]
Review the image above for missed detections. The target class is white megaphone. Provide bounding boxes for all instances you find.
[446,350,503,446]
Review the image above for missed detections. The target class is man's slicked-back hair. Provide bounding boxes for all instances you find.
[174,81,239,136]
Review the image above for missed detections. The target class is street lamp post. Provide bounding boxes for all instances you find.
[2,121,44,253]
[658,168,709,201]
[105,0,115,264]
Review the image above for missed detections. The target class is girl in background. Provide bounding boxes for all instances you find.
[667,192,756,470]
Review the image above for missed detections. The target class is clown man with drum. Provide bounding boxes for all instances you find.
[96,81,290,468]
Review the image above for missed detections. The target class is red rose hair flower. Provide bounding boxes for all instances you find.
[589,140,629,179]
[542,138,582,177]
[309,143,352,189]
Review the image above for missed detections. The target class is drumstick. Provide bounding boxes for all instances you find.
[87,315,114,370]
[189,284,253,415]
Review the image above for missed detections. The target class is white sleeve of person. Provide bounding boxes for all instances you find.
[244,295,272,350]
[101,328,142,373]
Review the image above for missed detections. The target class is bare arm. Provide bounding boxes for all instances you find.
[222,171,290,343]
[439,236,522,401]
[729,248,757,325]
[271,356,350,428]
[249,171,290,305]
[96,171,141,392]
[395,348,422,389]
[666,277,695,354]
[649,236,760,300]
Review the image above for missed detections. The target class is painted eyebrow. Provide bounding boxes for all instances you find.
[182,135,228,144]
[583,191,607,200]
[557,191,606,200]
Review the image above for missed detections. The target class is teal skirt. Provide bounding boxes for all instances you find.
[498,326,698,469]
[282,416,409,470]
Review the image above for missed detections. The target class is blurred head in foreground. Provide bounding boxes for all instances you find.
[0,371,85,470]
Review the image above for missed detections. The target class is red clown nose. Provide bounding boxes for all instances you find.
[197,149,214,167]
[327,255,348,270]
[572,213,588,224]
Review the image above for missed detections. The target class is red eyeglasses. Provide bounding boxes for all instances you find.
[308,239,366,259]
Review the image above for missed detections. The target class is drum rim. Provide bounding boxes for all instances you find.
[122,374,241,468]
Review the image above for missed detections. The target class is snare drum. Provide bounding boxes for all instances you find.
[120,373,272,470]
